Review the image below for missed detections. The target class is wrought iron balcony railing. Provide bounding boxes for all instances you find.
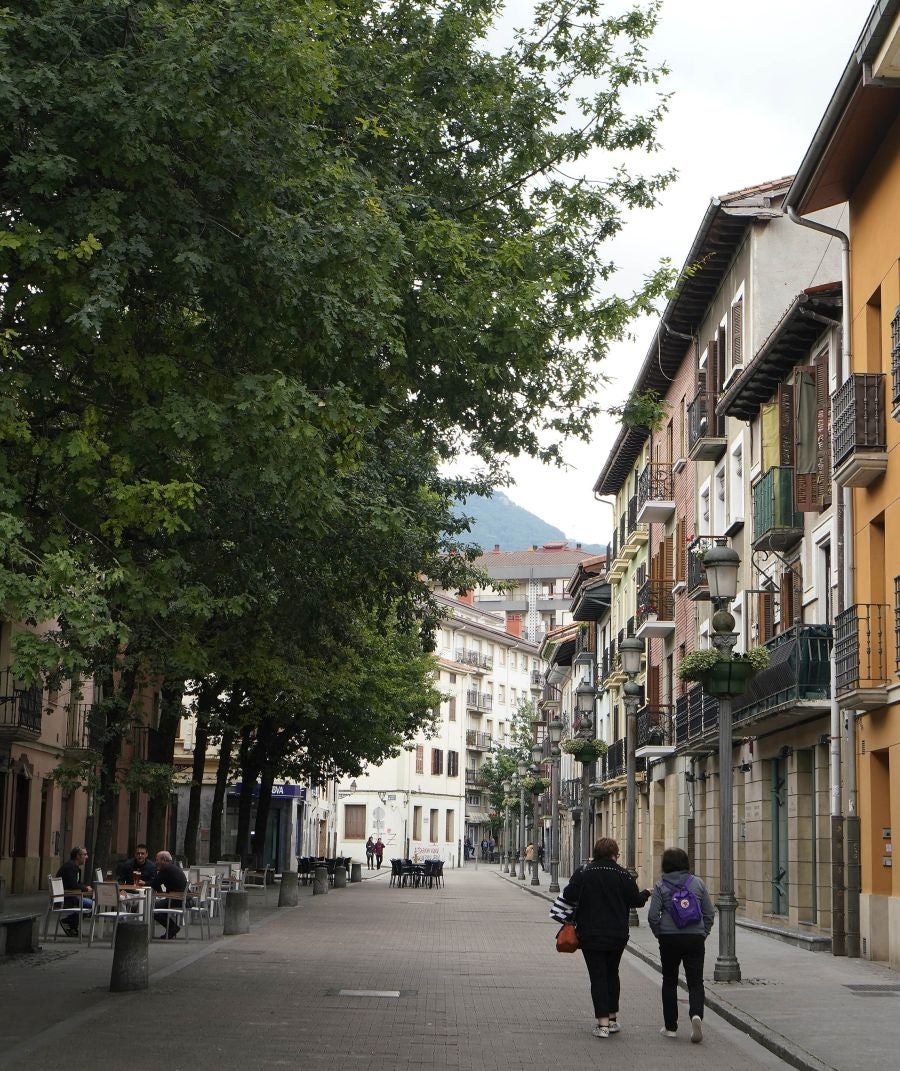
[732,625,832,723]
[835,604,889,699]
[465,730,493,750]
[466,688,481,709]
[674,684,720,745]
[0,668,43,740]
[66,702,104,753]
[465,768,488,786]
[637,578,675,627]
[686,535,728,600]
[531,670,544,687]
[638,462,675,523]
[455,649,493,671]
[687,389,726,460]
[751,467,803,551]
[637,704,675,748]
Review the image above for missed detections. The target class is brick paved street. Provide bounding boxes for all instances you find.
[1,868,790,1071]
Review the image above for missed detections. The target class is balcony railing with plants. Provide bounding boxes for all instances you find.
[835,604,889,696]
[732,625,832,723]
[674,684,720,745]
[637,578,675,628]
[687,389,726,459]
[638,462,674,510]
[637,704,675,748]
[465,730,493,750]
[0,668,43,738]
[465,768,488,786]
[751,467,803,551]
[455,649,493,671]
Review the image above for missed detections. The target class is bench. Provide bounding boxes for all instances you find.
[0,913,41,955]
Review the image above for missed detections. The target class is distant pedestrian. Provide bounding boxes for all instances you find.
[464,838,473,860]
[373,838,385,869]
[481,837,489,860]
[488,836,496,861]
[538,843,545,870]
[647,847,715,1043]
[552,837,650,1039]
[365,836,376,870]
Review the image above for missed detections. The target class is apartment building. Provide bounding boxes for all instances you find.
[336,595,542,864]
[784,0,900,966]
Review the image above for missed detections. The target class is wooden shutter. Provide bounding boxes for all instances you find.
[344,804,366,840]
[761,402,779,472]
[794,364,818,511]
[646,662,661,708]
[663,534,674,580]
[758,590,775,643]
[717,324,727,387]
[814,349,832,508]
[675,517,686,582]
[707,339,719,393]
[779,563,803,631]
[730,298,744,367]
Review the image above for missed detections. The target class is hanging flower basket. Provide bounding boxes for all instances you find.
[701,659,758,698]
[521,775,549,795]
[560,738,608,762]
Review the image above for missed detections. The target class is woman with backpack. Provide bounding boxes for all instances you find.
[647,847,716,1043]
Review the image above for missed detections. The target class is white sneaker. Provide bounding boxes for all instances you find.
[660,1027,678,1038]
[592,1026,610,1038]
[607,1021,621,1034]
[690,1015,703,1044]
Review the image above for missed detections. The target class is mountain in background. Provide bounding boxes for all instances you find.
[453,492,604,553]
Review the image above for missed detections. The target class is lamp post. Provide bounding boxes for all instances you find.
[530,741,544,886]
[575,677,597,865]
[620,636,645,928]
[517,759,527,880]
[502,779,513,874]
[703,544,742,983]
[548,715,563,893]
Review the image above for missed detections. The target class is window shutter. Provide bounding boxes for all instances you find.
[707,339,719,393]
[646,662,660,708]
[778,383,795,467]
[731,298,743,367]
[814,350,832,508]
[675,517,686,582]
[344,804,366,840]
[758,589,775,643]
[664,534,674,580]
[793,365,818,511]
[761,402,779,472]
[717,323,727,387]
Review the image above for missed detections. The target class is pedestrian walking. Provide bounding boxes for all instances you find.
[373,837,385,869]
[551,837,650,1039]
[647,846,715,1043]
[365,836,376,870]
[481,837,489,861]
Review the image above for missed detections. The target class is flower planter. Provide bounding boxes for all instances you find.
[701,660,757,698]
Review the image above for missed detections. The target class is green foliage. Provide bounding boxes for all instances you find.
[560,737,608,761]
[609,389,668,432]
[678,647,770,682]
[121,760,177,801]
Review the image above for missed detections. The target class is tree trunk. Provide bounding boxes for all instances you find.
[236,726,261,865]
[208,728,235,863]
[92,662,138,874]
[252,760,277,870]
[183,714,209,865]
[146,679,184,853]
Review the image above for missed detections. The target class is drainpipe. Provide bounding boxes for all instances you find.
[786,206,857,957]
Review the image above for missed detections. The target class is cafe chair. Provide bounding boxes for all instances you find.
[151,889,189,941]
[243,865,270,901]
[43,875,93,943]
[88,881,135,948]
[187,878,212,939]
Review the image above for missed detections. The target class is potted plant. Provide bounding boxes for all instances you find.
[678,646,769,698]
[521,775,549,795]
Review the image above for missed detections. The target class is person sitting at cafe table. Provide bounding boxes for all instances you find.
[116,843,157,886]
[57,846,94,937]
[151,850,188,939]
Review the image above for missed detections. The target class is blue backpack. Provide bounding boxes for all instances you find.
[661,874,703,927]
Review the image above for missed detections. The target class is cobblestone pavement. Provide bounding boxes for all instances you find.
[1,868,789,1071]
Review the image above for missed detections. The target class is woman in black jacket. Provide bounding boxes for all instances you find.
[560,837,650,1038]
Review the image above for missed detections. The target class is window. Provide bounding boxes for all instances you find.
[497,647,506,666]
[510,652,517,670]
[446,810,455,842]
[344,804,366,840]
[730,295,744,368]
[466,792,481,806]
[449,672,456,685]
[498,685,505,704]
[431,748,444,775]
[447,750,459,777]
[413,806,423,840]
[448,697,456,722]
[510,687,517,705]
[729,442,744,524]
[415,745,424,774]
[699,484,711,534]
[429,809,439,843]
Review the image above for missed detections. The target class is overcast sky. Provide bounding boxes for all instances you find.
[486,0,869,545]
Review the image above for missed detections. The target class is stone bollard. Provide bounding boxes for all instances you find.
[109,923,149,992]
[223,890,250,934]
[278,871,300,907]
[350,862,362,883]
[333,865,347,888]
[312,866,329,895]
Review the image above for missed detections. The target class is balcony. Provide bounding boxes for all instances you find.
[732,625,832,728]
[892,306,900,419]
[530,670,544,690]
[835,604,890,710]
[65,702,103,757]
[455,648,493,672]
[687,390,726,461]
[539,683,561,710]
[832,373,888,488]
[686,535,728,600]
[465,730,493,751]
[674,685,720,749]
[0,668,43,743]
[465,768,488,787]
[636,578,675,640]
[596,738,646,782]
[637,462,676,524]
[621,495,648,557]
[751,467,803,552]
[599,640,616,684]
[466,688,482,711]
[636,704,676,759]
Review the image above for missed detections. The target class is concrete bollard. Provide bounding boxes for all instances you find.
[278,871,300,907]
[350,862,362,883]
[333,865,347,888]
[109,923,149,992]
[312,866,329,895]
[0,876,5,914]
[223,890,250,934]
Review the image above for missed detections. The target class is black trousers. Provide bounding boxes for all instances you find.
[658,933,707,1030]
[581,945,625,1019]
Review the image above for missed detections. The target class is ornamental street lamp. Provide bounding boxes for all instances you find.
[517,758,528,880]
[530,741,544,886]
[548,714,563,893]
[502,779,513,875]
[574,677,597,865]
[620,635,645,928]
[703,544,742,983]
